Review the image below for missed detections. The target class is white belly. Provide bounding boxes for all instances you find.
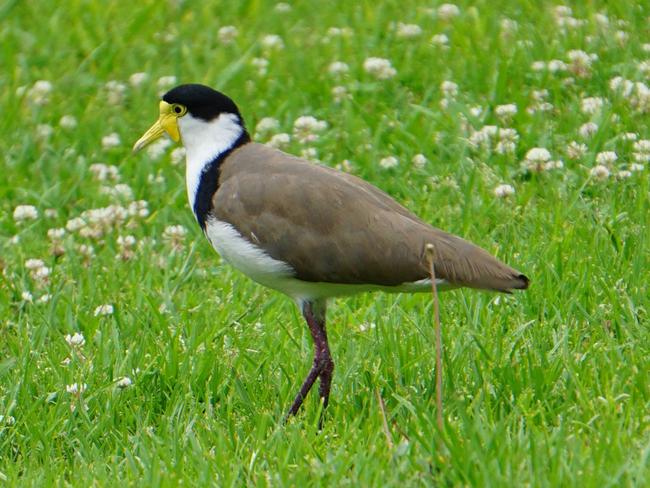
[204,217,452,301]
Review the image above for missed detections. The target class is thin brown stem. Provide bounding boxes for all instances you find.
[375,388,394,449]
[425,243,443,430]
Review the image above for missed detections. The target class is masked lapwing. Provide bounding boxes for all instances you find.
[134,84,529,419]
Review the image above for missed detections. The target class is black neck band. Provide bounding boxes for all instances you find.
[192,131,250,230]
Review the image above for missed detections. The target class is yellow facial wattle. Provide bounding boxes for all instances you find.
[133,101,185,152]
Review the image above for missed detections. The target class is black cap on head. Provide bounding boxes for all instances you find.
[162,84,242,121]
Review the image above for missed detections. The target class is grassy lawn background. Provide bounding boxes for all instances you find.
[1,0,649,485]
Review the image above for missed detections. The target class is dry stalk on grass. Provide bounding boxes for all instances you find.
[425,243,443,430]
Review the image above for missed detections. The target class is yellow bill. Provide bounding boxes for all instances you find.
[133,101,181,152]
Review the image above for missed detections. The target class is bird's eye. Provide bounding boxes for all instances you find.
[172,104,187,116]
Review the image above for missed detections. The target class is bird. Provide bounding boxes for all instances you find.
[133,83,529,419]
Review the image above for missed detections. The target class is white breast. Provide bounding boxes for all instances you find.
[205,217,295,284]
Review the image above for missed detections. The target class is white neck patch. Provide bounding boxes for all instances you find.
[178,112,243,210]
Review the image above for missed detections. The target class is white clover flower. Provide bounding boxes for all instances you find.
[500,18,518,34]
[66,383,87,395]
[268,133,291,148]
[499,128,519,143]
[581,96,604,115]
[25,258,45,270]
[293,116,327,132]
[66,217,85,232]
[623,132,638,142]
[170,147,186,165]
[65,332,85,347]
[495,141,516,155]
[608,76,633,96]
[596,151,617,165]
[38,294,52,304]
[495,103,517,120]
[157,76,177,91]
[59,115,78,129]
[469,125,499,149]
[105,80,127,105]
[633,139,650,153]
[261,34,284,50]
[300,147,318,160]
[567,50,594,77]
[590,165,610,180]
[522,147,553,172]
[637,60,650,76]
[36,124,54,140]
[547,59,568,73]
[78,244,95,257]
[567,141,587,160]
[162,225,187,249]
[579,122,598,138]
[363,57,397,80]
[437,3,460,20]
[218,26,239,44]
[128,200,149,218]
[531,61,546,71]
[431,34,449,47]
[85,204,127,225]
[79,225,103,240]
[331,85,348,103]
[33,266,51,280]
[412,154,428,168]
[116,376,133,388]
[89,163,120,181]
[553,5,572,17]
[21,291,33,302]
[117,235,136,249]
[379,156,399,169]
[594,12,609,26]
[0,415,16,425]
[293,116,327,143]
[255,117,280,134]
[129,72,149,87]
[617,170,632,179]
[328,61,349,76]
[359,322,376,332]
[326,27,352,38]
[396,23,422,38]
[633,152,650,163]
[544,160,564,170]
[274,2,291,12]
[94,304,114,316]
[44,208,58,218]
[525,148,551,162]
[27,80,53,105]
[629,163,645,172]
[494,184,515,198]
[251,57,269,76]
[615,30,628,44]
[101,183,134,201]
[469,106,483,117]
[48,228,66,240]
[441,80,459,99]
[102,133,121,149]
[13,205,38,222]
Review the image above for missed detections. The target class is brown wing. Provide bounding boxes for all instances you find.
[212,143,529,292]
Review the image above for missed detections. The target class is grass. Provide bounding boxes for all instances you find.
[1,0,649,485]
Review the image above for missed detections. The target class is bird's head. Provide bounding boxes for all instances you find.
[133,84,249,153]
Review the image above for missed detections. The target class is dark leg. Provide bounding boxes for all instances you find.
[286,299,334,419]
